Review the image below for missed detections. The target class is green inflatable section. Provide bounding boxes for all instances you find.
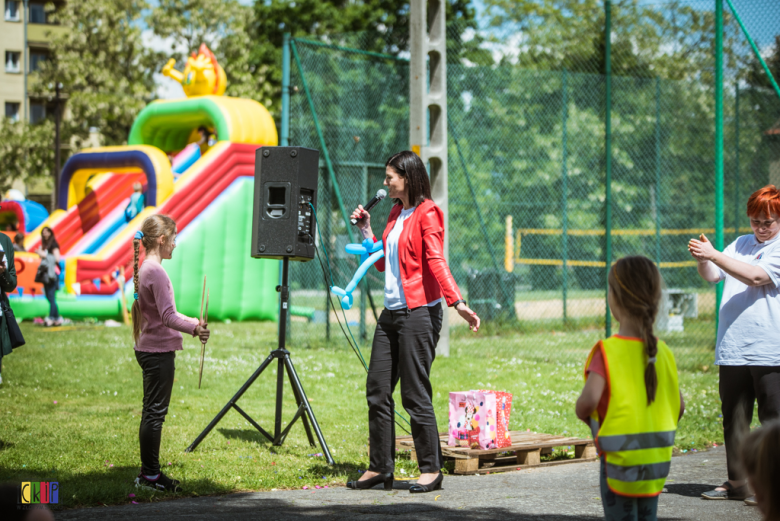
[164,177,279,322]
[10,177,282,322]
[10,292,124,321]
[128,97,229,151]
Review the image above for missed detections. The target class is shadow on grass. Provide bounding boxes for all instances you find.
[0,440,14,451]
[217,428,274,446]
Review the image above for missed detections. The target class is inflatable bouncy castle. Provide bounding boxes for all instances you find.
[12,45,282,322]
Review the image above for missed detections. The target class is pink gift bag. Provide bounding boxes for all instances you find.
[477,390,513,448]
[448,391,497,449]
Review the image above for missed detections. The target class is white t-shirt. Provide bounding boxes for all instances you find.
[715,232,780,366]
[383,206,441,310]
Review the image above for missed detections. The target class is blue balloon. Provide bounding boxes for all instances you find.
[330,238,384,310]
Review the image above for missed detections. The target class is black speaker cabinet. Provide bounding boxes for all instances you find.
[251,146,319,261]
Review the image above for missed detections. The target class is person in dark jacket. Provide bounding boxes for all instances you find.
[0,227,18,385]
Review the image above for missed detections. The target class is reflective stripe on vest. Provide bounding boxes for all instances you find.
[584,336,680,498]
[598,430,676,452]
[606,461,671,482]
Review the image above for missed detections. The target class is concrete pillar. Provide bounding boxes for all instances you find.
[410,0,449,356]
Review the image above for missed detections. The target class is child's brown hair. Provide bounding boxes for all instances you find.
[741,420,780,520]
[132,214,177,344]
[608,255,663,404]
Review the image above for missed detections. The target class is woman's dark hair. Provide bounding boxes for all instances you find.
[608,256,663,405]
[40,226,59,252]
[385,151,432,206]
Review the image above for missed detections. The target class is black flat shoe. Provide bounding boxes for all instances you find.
[346,472,394,490]
[409,472,443,494]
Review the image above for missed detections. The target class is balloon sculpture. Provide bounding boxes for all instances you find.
[161,43,227,97]
[330,238,384,310]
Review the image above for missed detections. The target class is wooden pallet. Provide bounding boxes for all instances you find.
[393,431,597,475]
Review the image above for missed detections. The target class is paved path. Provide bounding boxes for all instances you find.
[56,447,759,520]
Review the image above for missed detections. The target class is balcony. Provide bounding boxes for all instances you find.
[27,23,67,45]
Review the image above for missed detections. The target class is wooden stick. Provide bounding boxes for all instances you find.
[198,289,209,389]
[199,275,207,322]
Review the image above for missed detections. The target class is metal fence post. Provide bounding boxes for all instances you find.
[562,69,569,325]
[360,164,368,341]
[604,0,613,337]
[715,0,724,330]
[281,33,292,343]
[281,33,291,147]
[734,82,740,241]
[655,77,662,267]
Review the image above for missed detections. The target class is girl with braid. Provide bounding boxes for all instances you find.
[576,256,685,521]
[131,215,209,492]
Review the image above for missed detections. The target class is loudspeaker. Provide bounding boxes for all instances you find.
[251,146,319,261]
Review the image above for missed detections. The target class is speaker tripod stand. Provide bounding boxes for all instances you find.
[185,258,334,464]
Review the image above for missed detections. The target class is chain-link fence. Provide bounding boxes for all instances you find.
[282,0,780,369]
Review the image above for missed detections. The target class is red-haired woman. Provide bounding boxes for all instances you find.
[689,185,780,505]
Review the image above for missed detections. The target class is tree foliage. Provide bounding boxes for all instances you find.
[248,0,477,120]
[36,0,159,148]
[0,118,55,194]
[145,0,264,104]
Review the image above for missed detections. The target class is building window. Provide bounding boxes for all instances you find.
[30,50,47,72]
[5,102,20,122]
[30,101,46,123]
[5,1,20,21]
[5,51,21,73]
[29,2,46,24]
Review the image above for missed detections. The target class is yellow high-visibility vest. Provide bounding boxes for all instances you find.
[584,335,680,497]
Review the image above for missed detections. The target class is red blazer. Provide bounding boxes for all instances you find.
[374,199,462,309]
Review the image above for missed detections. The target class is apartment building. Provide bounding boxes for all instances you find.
[2,0,66,204]
[2,0,67,121]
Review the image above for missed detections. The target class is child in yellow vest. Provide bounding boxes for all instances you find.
[576,256,686,521]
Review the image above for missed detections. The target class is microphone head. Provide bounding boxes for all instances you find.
[376,189,387,200]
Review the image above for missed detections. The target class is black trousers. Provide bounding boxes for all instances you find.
[366,303,443,474]
[135,350,176,476]
[719,365,780,480]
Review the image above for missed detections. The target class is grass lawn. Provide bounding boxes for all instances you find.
[0,321,726,509]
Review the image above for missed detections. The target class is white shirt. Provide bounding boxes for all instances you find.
[383,206,442,310]
[715,232,780,366]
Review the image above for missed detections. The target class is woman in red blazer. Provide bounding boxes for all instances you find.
[346,151,480,494]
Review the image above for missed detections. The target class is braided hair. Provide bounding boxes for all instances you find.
[608,256,663,404]
[131,214,177,344]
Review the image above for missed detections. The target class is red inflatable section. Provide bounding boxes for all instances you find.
[27,173,145,254]
[77,143,259,295]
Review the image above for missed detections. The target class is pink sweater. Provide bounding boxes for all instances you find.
[134,260,198,353]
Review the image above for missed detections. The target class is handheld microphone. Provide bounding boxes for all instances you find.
[351,189,387,225]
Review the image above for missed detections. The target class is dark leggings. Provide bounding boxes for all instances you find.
[44,284,59,319]
[719,365,780,480]
[135,350,176,476]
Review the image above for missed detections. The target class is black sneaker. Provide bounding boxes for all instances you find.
[134,472,182,492]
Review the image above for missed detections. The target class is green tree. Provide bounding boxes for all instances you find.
[35,0,159,148]
[145,0,266,104]
[249,0,477,120]
[0,118,55,194]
